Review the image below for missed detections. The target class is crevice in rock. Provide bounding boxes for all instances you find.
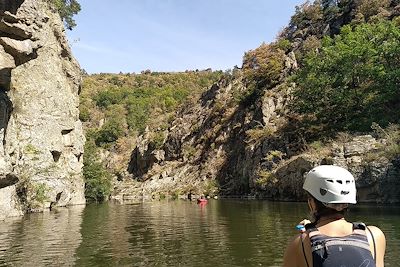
[50,192,62,210]
[60,47,69,58]
[0,173,18,189]
[0,26,32,41]
[0,89,12,148]
[0,38,38,66]
[76,153,82,162]
[0,68,12,91]
[51,150,61,162]
[0,0,24,15]
[61,129,73,135]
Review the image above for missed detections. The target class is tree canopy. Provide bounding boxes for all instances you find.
[292,20,400,132]
[49,0,81,30]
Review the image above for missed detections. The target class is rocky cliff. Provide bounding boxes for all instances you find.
[118,69,400,203]
[91,0,400,204]
[0,0,85,220]
[117,37,400,203]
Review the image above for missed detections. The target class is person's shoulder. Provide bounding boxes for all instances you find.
[285,233,307,258]
[366,225,386,267]
[283,233,308,267]
[366,225,386,240]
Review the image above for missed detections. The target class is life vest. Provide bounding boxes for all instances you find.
[303,222,376,267]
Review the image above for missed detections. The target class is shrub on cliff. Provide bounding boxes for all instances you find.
[292,20,400,132]
[94,89,126,109]
[83,72,223,142]
[95,108,125,146]
[83,141,112,202]
[48,0,81,30]
[241,43,286,105]
[95,119,124,146]
[283,0,398,41]
[242,43,286,88]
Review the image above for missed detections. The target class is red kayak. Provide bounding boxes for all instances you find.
[197,198,208,204]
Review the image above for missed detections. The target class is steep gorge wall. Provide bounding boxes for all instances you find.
[99,0,400,203]
[121,63,400,203]
[0,0,85,219]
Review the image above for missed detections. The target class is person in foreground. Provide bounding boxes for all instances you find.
[283,165,386,267]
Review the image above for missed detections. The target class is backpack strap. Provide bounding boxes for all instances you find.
[354,222,377,264]
[352,222,367,235]
[300,233,310,267]
[307,226,320,239]
[366,226,377,264]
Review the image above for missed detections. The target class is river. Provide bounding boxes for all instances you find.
[0,200,399,266]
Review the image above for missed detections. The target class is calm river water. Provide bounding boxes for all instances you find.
[0,200,399,266]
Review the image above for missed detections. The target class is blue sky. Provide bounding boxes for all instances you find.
[66,0,305,74]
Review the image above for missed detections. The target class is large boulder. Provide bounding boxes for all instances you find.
[259,135,400,203]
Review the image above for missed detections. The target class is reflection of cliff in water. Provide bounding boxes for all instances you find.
[0,206,84,266]
[74,201,232,266]
[216,200,307,266]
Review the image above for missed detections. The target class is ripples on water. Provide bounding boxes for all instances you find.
[0,200,399,266]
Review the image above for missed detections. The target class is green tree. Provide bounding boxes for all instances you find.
[95,118,124,146]
[322,0,340,24]
[48,0,81,30]
[240,43,287,106]
[285,2,324,38]
[354,0,391,22]
[292,21,400,132]
[322,0,338,10]
[83,140,112,202]
[94,89,126,108]
[126,97,150,133]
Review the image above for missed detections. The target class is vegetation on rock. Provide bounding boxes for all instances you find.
[83,140,112,202]
[223,0,400,198]
[48,0,81,30]
[241,43,286,106]
[81,71,223,145]
[78,0,400,202]
[292,20,400,133]
[80,71,224,200]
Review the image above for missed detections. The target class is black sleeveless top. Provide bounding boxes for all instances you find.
[303,222,376,267]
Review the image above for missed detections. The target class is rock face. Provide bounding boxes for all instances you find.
[121,66,400,203]
[265,135,400,203]
[0,0,85,220]
[114,3,400,204]
[116,78,241,201]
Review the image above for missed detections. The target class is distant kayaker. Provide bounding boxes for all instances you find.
[197,195,208,204]
[283,165,386,267]
[188,192,193,201]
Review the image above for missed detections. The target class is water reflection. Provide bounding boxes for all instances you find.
[74,201,235,266]
[0,201,399,267]
[0,205,84,266]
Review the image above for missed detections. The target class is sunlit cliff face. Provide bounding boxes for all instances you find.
[0,0,85,219]
[0,0,39,189]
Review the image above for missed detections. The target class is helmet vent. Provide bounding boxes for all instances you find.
[346,180,350,184]
[341,191,350,195]
[336,180,343,184]
[327,179,334,183]
[320,188,327,196]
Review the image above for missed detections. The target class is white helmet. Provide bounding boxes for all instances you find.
[303,165,356,204]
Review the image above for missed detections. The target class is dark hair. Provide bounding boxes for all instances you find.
[308,193,347,223]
